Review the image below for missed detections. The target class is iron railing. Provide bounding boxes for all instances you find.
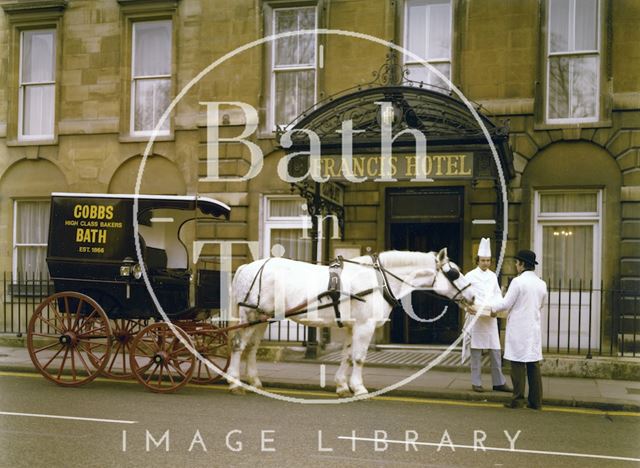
[498,276,639,358]
[1,273,637,355]
[2,272,53,336]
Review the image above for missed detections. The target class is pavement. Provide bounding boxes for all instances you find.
[1,343,640,413]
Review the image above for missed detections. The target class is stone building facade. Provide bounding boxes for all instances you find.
[0,0,638,348]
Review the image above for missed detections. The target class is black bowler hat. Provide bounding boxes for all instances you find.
[514,249,538,266]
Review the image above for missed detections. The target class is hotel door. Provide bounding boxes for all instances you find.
[386,188,463,344]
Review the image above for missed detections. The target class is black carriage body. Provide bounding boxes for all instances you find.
[46,193,230,319]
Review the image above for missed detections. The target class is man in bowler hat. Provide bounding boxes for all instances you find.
[469,249,548,409]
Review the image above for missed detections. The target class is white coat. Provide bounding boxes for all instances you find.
[464,267,502,350]
[491,270,548,362]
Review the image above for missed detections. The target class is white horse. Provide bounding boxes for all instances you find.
[226,249,475,397]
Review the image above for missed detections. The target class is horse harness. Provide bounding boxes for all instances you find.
[237,253,469,328]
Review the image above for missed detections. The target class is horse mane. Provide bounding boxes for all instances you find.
[351,250,437,268]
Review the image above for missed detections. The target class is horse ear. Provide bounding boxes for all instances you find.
[437,248,448,263]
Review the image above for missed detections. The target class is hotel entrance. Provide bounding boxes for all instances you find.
[386,187,463,344]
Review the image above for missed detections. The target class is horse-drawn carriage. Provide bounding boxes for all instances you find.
[26,192,232,393]
[27,192,476,397]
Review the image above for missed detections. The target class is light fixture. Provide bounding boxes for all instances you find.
[120,257,135,277]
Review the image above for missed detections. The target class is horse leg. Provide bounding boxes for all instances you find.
[226,328,251,394]
[245,322,268,389]
[335,332,353,397]
[349,321,376,396]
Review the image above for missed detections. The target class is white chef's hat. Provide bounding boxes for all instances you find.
[477,237,492,257]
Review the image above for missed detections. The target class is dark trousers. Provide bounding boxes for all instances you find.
[509,361,542,408]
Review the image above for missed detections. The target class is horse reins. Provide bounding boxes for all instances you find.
[235,253,471,329]
[342,254,472,307]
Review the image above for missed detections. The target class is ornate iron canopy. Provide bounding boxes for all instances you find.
[282,84,514,180]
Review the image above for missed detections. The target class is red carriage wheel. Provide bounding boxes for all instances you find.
[188,325,230,384]
[98,319,145,379]
[129,322,195,393]
[27,292,112,387]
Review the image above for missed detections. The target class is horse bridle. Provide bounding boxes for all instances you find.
[438,260,473,303]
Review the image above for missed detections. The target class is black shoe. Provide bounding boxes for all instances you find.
[526,404,542,410]
[472,385,484,393]
[503,402,524,409]
[493,384,513,393]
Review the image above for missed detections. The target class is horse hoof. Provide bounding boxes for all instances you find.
[229,386,246,395]
[336,388,352,398]
[352,387,369,397]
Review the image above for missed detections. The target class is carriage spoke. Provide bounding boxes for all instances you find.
[64,297,72,329]
[37,316,65,334]
[137,339,157,356]
[42,345,65,371]
[121,342,128,374]
[70,346,77,380]
[165,365,175,386]
[73,347,93,375]
[78,342,102,365]
[157,363,164,387]
[170,358,192,365]
[198,361,213,379]
[33,341,62,354]
[49,304,66,331]
[79,308,98,329]
[78,324,106,338]
[136,359,154,373]
[72,307,82,330]
[145,363,160,384]
[167,361,187,379]
[107,342,123,373]
[57,347,70,380]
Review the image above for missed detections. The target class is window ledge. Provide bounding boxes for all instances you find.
[6,138,58,147]
[533,120,612,132]
[119,133,174,143]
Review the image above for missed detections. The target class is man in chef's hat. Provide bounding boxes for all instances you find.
[461,238,511,393]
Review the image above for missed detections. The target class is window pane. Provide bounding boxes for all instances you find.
[407,62,450,89]
[548,57,570,118]
[274,70,314,125]
[23,84,54,136]
[549,0,571,53]
[134,21,171,77]
[406,0,451,60]
[542,225,593,285]
[15,201,50,276]
[570,56,598,118]
[407,2,428,58]
[22,30,55,83]
[271,229,312,262]
[17,247,48,276]
[274,8,315,66]
[575,0,598,51]
[540,192,597,213]
[269,199,307,217]
[427,3,451,59]
[16,201,50,243]
[134,78,170,132]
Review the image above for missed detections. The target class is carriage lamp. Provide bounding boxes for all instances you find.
[132,263,143,280]
[120,257,135,277]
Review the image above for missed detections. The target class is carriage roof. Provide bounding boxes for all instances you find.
[50,192,231,218]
